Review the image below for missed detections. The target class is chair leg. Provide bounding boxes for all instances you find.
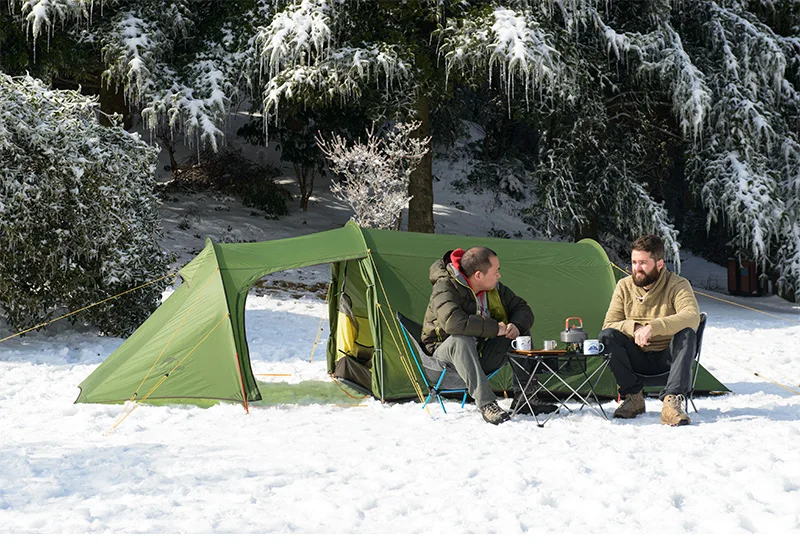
[430,372,448,413]
[688,359,702,413]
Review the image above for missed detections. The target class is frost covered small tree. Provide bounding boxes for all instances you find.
[0,73,170,336]
[316,122,430,229]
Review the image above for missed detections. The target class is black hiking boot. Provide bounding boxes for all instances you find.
[480,401,510,425]
[510,390,558,415]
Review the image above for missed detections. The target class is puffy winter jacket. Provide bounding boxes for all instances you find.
[420,250,534,354]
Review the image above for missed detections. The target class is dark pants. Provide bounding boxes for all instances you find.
[598,327,696,400]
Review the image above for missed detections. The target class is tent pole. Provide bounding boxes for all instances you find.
[235,352,250,414]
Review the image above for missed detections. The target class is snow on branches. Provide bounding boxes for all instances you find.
[255,0,413,127]
[98,5,238,152]
[10,0,251,152]
[7,0,800,297]
[10,0,107,59]
[437,6,566,111]
[316,122,430,230]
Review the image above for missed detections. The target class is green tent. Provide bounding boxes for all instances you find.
[76,221,728,408]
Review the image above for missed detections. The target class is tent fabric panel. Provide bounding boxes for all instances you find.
[326,262,345,378]
[77,245,242,404]
[178,239,215,286]
[690,364,730,394]
[212,223,369,293]
[577,238,618,289]
[223,287,261,402]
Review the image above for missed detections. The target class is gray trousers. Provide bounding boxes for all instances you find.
[598,327,697,400]
[432,335,512,408]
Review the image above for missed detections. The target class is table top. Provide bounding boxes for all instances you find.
[510,349,569,356]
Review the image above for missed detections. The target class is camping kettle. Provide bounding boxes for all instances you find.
[560,317,588,344]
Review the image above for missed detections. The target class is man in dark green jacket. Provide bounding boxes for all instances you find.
[421,246,536,425]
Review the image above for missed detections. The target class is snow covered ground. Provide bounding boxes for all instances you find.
[2,161,800,534]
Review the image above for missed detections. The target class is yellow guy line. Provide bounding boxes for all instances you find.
[308,281,333,364]
[366,250,427,406]
[329,375,369,401]
[106,312,231,434]
[694,289,800,325]
[708,349,800,396]
[126,267,220,405]
[0,273,177,345]
[609,261,800,325]
[724,338,800,391]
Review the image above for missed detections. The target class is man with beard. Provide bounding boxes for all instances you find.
[599,235,700,425]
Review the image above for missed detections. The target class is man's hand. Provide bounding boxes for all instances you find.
[504,322,520,339]
[634,323,653,347]
[497,321,508,337]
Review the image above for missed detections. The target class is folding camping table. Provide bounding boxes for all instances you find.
[507,350,611,427]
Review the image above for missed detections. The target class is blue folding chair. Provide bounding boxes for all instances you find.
[396,312,501,413]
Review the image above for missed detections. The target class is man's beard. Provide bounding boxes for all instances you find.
[633,267,661,287]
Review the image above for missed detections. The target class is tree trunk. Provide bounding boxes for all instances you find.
[407,93,435,233]
[574,210,599,242]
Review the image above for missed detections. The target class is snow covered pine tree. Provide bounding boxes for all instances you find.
[7,0,800,299]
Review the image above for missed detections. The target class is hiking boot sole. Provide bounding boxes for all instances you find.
[483,413,510,425]
[662,417,691,426]
[613,409,645,419]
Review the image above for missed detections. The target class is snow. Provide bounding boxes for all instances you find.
[2,162,800,534]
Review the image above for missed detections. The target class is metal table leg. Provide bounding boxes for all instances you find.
[509,353,611,424]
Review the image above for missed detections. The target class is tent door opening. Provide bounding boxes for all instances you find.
[331,260,376,394]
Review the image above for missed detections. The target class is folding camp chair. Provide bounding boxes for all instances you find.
[636,312,707,412]
[686,311,708,412]
[396,312,502,413]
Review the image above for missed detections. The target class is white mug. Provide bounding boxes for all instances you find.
[511,336,532,351]
[583,339,604,355]
[543,339,558,351]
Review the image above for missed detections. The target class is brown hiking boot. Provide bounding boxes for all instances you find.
[480,401,511,425]
[613,390,645,419]
[661,394,691,426]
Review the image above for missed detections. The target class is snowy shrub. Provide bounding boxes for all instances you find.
[316,122,429,230]
[0,73,170,336]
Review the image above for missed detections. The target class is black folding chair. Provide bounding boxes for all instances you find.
[686,311,708,412]
[636,312,707,412]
